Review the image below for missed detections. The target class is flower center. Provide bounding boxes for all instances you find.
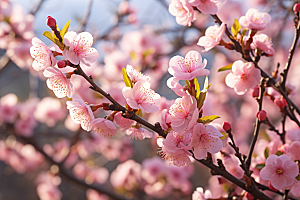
[276,168,283,174]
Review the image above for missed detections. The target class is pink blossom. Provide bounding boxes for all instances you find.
[160,109,171,130]
[30,37,57,71]
[63,31,99,66]
[189,0,225,15]
[168,0,194,26]
[169,95,198,132]
[36,183,62,200]
[0,93,18,123]
[223,155,244,179]
[86,189,108,200]
[110,160,141,190]
[43,67,73,98]
[34,97,67,127]
[125,125,153,140]
[168,51,209,80]
[197,23,225,52]
[167,77,188,97]
[290,180,300,197]
[66,94,95,131]
[260,154,299,190]
[287,141,300,161]
[225,61,261,95]
[114,112,135,131]
[141,157,166,184]
[89,118,117,137]
[122,80,161,113]
[251,33,275,56]
[160,131,192,167]
[190,123,223,159]
[126,64,151,83]
[239,8,271,31]
[192,187,212,200]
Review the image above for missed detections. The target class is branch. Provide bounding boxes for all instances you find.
[30,0,46,15]
[78,0,94,32]
[246,78,265,168]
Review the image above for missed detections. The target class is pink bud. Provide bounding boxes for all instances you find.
[57,60,66,68]
[274,98,287,109]
[256,110,266,121]
[47,16,56,28]
[251,85,259,98]
[268,181,278,191]
[294,3,300,13]
[222,121,231,132]
[245,192,255,200]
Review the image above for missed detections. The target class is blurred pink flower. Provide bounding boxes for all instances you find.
[223,155,244,179]
[63,31,99,66]
[169,0,194,26]
[34,97,67,127]
[160,131,192,167]
[287,141,300,161]
[0,93,18,123]
[225,61,261,95]
[239,8,271,31]
[260,154,299,190]
[30,37,57,71]
[169,95,198,132]
[122,80,161,113]
[192,187,212,200]
[43,67,73,98]
[37,183,62,200]
[190,123,223,159]
[66,94,95,131]
[189,0,225,15]
[86,189,108,200]
[168,51,209,80]
[197,23,225,52]
[89,118,117,137]
[251,33,274,56]
[141,157,166,184]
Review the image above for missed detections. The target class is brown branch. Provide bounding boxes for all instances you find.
[78,0,94,32]
[246,78,265,169]
[30,0,46,15]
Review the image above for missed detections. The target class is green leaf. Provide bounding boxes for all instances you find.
[197,77,210,109]
[218,63,233,72]
[240,28,248,46]
[231,19,241,37]
[275,151,283,156]
[197,115,220,124]
[122,68,132,88]
[61,20,71,38]
[137,109,143,118]
[264,147,269,159]
[194,78,200,98]
[43,31,55,43]
[255,163,265,170]
[220,132,227,140]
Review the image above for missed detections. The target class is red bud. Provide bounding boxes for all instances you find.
[274,98,287,109]
[47,16,56,28]
[245,192,255,200]
[222,121,231,132]
[294,3,300,13]
[268,181,278,192]
[57,60,66,68]
[256,110,266,121]
[251,85,259,98]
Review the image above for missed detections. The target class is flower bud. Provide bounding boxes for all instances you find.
[222,121,231,132]
[256,110,266,121]
[268,180,278,192]
[274,98,287,109]
[46,16,57,28]
[245,192,255,200]
[294,3,300,13]
[57,60,67,68]
[251,85,259,98]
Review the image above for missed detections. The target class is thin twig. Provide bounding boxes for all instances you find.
[30,0,46,15]
[246,78,265,169]
[78,0,94,32]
